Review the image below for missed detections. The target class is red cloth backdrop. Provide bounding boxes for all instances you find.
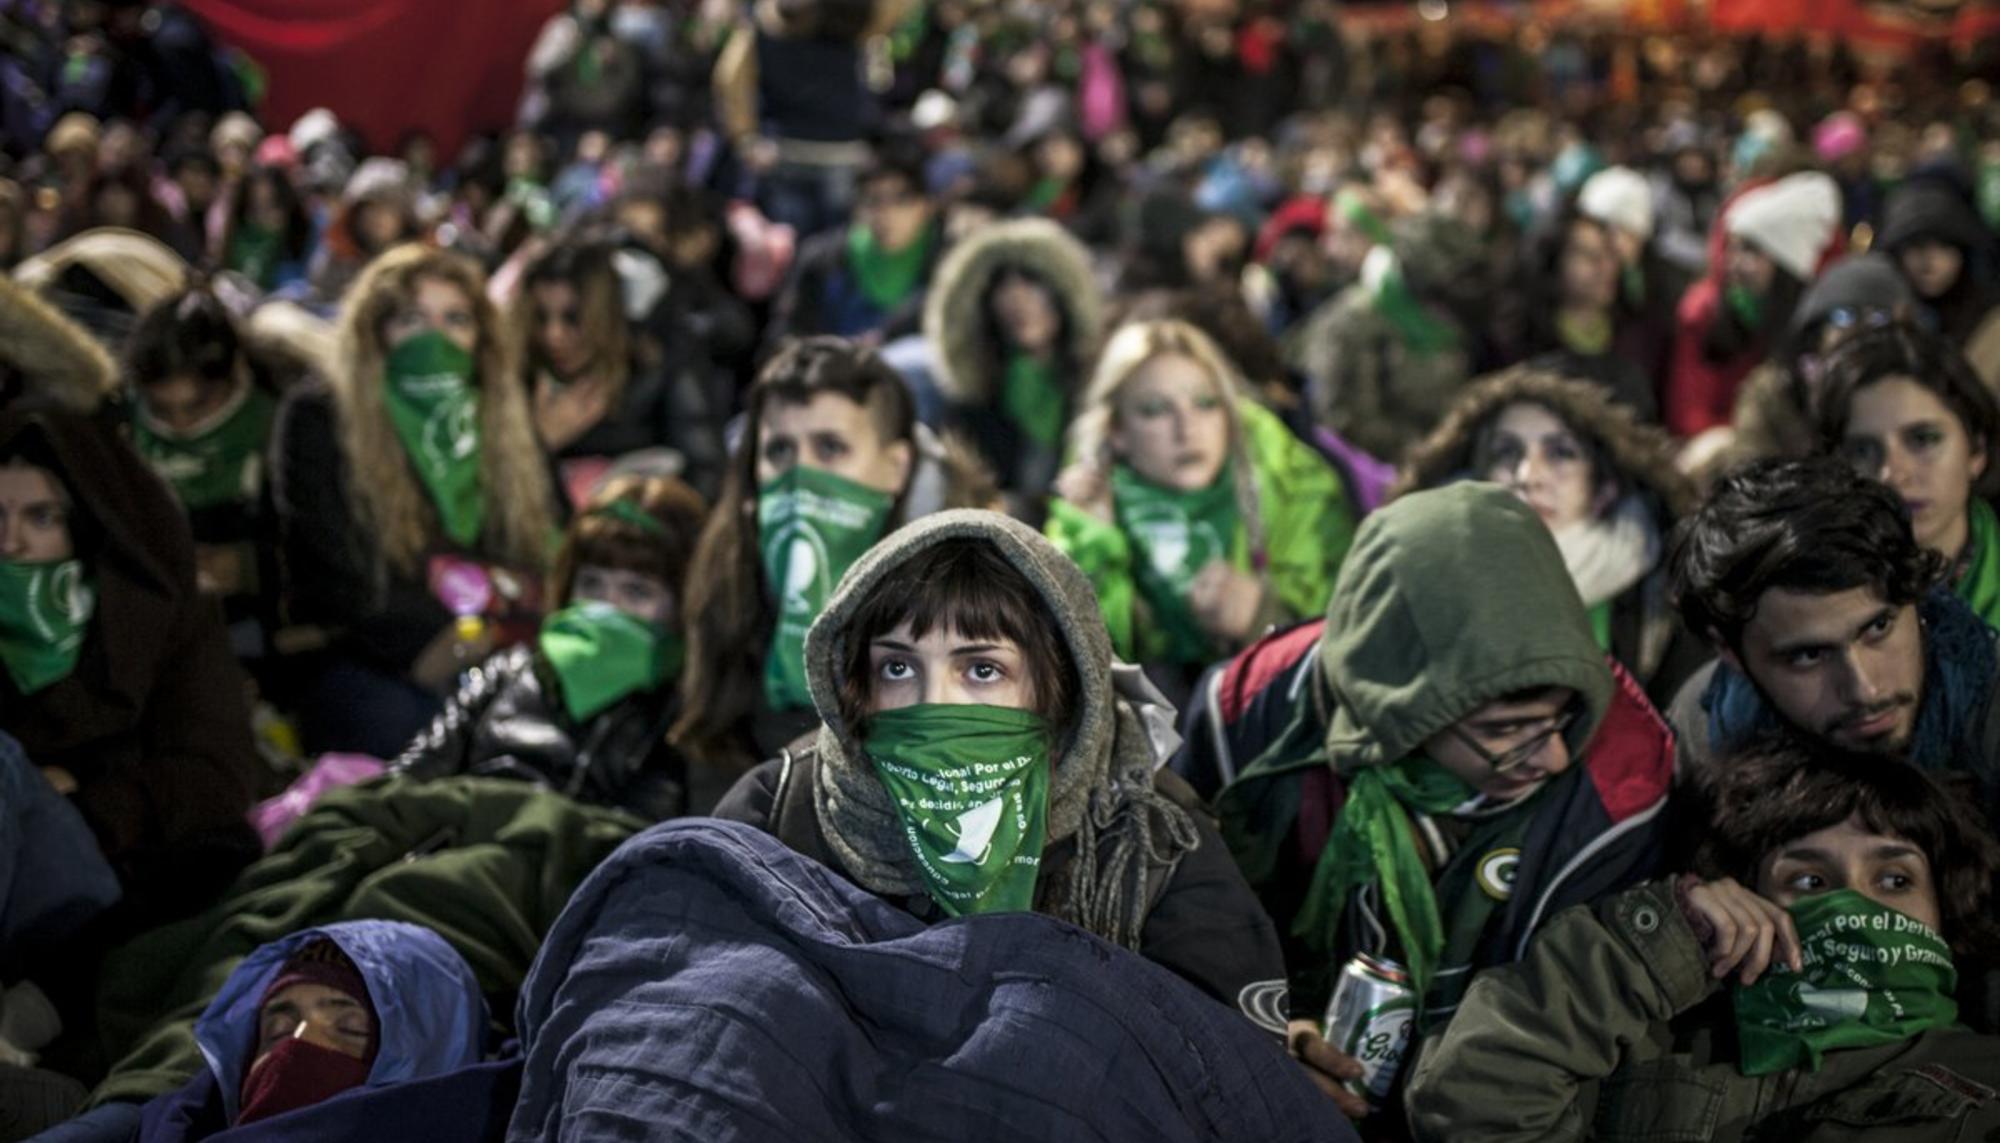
[181,0,566,159]
[1708,0,2000,45]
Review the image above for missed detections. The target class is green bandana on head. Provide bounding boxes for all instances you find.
[865,703,1051,917]
[383,331,486,548]
[758,465,895,710]
[1001,354,1066,451]
[0,559,95,695]
[1734,890,1959,1077]
[1110,462,1246,664]
[132,384,276,512]
[847,222,934,312]
[537,601,678,723]
[1955,498,2000,629]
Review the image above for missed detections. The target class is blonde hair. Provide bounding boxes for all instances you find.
[331,244,555,576]
[1065,319,1267,553]
[511,239,636,406]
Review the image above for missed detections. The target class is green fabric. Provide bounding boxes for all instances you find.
[1043,497,1140,660]
[0,558,94,695]
[1956,498,2000,630]
[846,221,934,312]
[1724,282,1766,332]
[1110,462,1247,665]
[1293,756,1474,1013]
[382,331,485,548]
[1369,257,1460,355]
[1555,309,1614,356]
[1733,890,1959,1077]
[590,498,668,538]
[758,465,894,711]
[865,703,1051,917]
[1425,808,1534,1017]
[537,602,675,723]
[1588,599,1613,649]
[90,777,642,1108]
[1621,262,1647,306]
[131,384,276,512]
[1001,353,1067,450]
[1334,189,1394,249]
[1238,401,1356,622]
[1023,176,1069,215]
[225,222,283,289]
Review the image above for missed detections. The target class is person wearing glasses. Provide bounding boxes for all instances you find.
[1815,321,2000,630]
[1181,482,1674,1123]
[762,145,944,355]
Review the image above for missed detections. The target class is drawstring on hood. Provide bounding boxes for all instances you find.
[802,510,1197,949]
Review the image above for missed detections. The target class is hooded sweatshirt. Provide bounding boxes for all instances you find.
[1879,178,2000,386]
[1209,483,1673,1017]
[712,510,1286,1011]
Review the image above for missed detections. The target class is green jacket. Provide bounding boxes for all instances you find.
[1045,401,1356,662]
[1408,880,2000,1143]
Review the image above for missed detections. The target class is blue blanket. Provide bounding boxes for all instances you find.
[509,818,1354,1142]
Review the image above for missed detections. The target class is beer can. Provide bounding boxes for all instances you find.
[1320,953,1417,1104]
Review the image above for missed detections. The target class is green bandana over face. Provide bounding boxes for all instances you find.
[1955,498,2000,630]
[1110,462,1246,664]
[1734,890,1959,1077]
[1294,756,1477,1021]
[1001,354,1066,451]
[132,384,276,512]
[383,331,485,548]
[537,601,679,723]
[865,703,1051,917]
[227,222,283,289]
[0,559,95,695]
[758,465,894,710]
[846,221,934,312]
[1725,282,1766,332]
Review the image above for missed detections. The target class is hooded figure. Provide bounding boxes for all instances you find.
[913,218,1103,505]
[0,277,264,928]
[713,510,1286,1011]
[1392,369,1706,707]
[1877,177,2000,392]
[1191,483,1673,1029]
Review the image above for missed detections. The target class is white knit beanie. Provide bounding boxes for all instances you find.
[1578,166,1655,241]
[1725,172,1842,282]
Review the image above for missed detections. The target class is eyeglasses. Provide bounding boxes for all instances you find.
[1446,705,1578,775]
[1823,306,1896,332]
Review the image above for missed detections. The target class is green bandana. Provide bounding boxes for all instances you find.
[383,331,486,548]
[132,384,276,512]
[1110,462,1247,664]
[226,222,283,289]
[846,221,934,312]
[758,465,895,710]
[1334,189,1395,249]
[1955,498,2000,630]
[1369,259,1460,355]
[1555,309,1614,357]
[865,703,1051,917]
[1294,756,1476,1019]
[537,601,678,723]
[0,559,95,695]
[1724,282,1766,332]
[1001,354,1066,451]
[1588,599,1613,650]
[1733,890,1959,1077]
[590,499,668,537]
[1023,175,1070,215]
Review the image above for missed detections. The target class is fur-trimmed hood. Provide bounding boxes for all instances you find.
[1389,366,1696,523]
[0,274,118,414]
[922,219,1102,407]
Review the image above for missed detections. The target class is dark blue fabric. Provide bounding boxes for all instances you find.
[508,818,1355,1143]
[0,729,121,972]
[1703,588,1999,771]
[131,1058,520,1143]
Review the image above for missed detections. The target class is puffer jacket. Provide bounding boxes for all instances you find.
[389,644,689,821]
[1409,880,2000,1143]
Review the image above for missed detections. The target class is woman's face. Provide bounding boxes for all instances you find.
[384,276,479,357]
[1725,236,1778,296]
[252,982,373,1068]
[0,462,72,562]
[570,563,675,627]
[530,281,592,378]
[1560,220,1619,312]
[1480,402,1607,532]
[1839,376,1986,559]
[990,274,1060,355]
[1900,240,1965,301]
[1755,815,1944,933]
[247,178,283,226]
[1109,351,1231,492]
[142,373,238,435]
[867,619,1031,712]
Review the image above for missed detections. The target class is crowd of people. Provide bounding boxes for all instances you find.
[6,0,2000,1138]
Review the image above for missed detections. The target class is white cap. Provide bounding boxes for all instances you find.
[1725,171,1842,282]
[1577,166,1654,241]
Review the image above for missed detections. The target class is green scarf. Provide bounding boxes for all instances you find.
[1023,176,1070,215]
[1294,756,1476,1014]
[226,222,283,289]
[865,703,1051,917]
[1588,600,1613,650]
[758,465,895,710]
[0,558,95,695]
[382,331,486,549]
[1370,258,1460,355]
[537,601,680,723]
[1734,890,1959,1077]
[1724,282,1766,332]
[1110,462,1247,664]
[846,222,934,312]
[1334,189,1395,249]
[1955,498,2000,630]
[132,384,276,512]
[1555,309,1614,357]
[1001,353,1067,451]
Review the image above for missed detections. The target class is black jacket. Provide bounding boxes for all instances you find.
[389,644,688,820]
[553,351,726,503]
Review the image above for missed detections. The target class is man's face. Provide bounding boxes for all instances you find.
[856,175,932,254]
[143,373,238,435]
[1422,687,1579,802]
[1728,587,1925,754]
[754,392,912,495]
[1900,240,1964,301]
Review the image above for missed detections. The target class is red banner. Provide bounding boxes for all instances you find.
[1709,0,2000,44]
[182,0,565,159]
